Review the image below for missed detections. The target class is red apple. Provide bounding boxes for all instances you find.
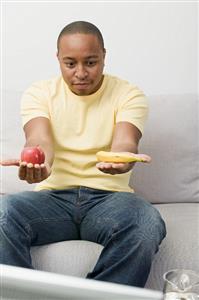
[21,146,45,164]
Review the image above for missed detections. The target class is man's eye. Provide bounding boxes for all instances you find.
[65,62,75,68]
[86,61,97,66]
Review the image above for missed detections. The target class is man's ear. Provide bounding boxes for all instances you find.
[103,48,106,59]
[56,51,59,60]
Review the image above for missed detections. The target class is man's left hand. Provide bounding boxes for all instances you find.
[96,162,134,175]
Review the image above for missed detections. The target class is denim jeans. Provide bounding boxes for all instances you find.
[0,187,166,287]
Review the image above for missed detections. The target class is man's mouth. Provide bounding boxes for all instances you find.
[73,82,90,85]
[73,82,91,90]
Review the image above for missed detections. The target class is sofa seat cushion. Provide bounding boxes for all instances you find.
[145,203,199,290]
[31,240,103,278]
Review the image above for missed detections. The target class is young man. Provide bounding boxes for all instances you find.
[0,21,166,287]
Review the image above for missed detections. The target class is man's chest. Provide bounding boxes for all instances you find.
[49,100,116,150]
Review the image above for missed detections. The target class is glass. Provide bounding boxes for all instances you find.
[163,269,199,300]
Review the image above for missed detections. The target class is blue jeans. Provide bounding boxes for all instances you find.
[0,187,166,287]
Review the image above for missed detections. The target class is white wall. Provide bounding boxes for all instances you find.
[2,1,198,95]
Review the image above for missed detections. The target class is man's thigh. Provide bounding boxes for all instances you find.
[0,189,79,246]
[80,192,164,244]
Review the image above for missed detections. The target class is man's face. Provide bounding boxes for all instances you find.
[57,33,106,96]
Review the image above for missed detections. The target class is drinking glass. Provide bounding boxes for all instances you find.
[163,269,199,300]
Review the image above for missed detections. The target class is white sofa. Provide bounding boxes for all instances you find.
[1,91,199,291]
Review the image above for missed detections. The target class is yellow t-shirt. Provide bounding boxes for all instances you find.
[21,74,148,192]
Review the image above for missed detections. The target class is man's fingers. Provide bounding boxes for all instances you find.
[19,163,45,183]
[26,163,34,183]
[41,164,48,179]
[111,163,126,169]
[97,162,125,170]
[96,162,133,175]
[18,162,27,179]
[96,162,112,169]
[96,162,118,175]
[34,164,41,181]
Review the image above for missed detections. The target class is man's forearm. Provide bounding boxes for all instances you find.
[110,142,139,154]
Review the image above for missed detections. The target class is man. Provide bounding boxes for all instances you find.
[0,21,166,287]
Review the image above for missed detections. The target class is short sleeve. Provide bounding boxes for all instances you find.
[116,87,149,134]
[20,81,50,127]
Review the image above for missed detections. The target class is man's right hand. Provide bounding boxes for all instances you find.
[18,161,51,184]
[0,159,51,184]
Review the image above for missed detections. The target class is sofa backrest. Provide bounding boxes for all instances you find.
[131,94,199,204]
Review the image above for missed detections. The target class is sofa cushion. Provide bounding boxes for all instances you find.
[131,94,199,204]
[145,203,199,290]
[31,240,103,278]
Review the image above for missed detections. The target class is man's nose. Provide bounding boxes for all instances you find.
[75,64,88,79]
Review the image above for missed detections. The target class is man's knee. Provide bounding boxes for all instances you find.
[0,191,36,223]
[139,204,166,245]
[107,194,166,246]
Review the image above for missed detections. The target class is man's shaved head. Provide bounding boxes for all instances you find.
[57,21,104,52]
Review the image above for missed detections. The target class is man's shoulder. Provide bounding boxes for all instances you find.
[105,74,146,103]
[105,74,137,92]
[22,76,63,102]
[27,75,62,90]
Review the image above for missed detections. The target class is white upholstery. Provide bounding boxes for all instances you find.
[31,241,103,278]
[131,94,199,204]
[1,91,199,291]
[145,203,199,290]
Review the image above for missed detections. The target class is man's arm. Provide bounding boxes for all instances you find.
[23,117,54,167]
[110,121,141,153]
[96,122,142,175]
